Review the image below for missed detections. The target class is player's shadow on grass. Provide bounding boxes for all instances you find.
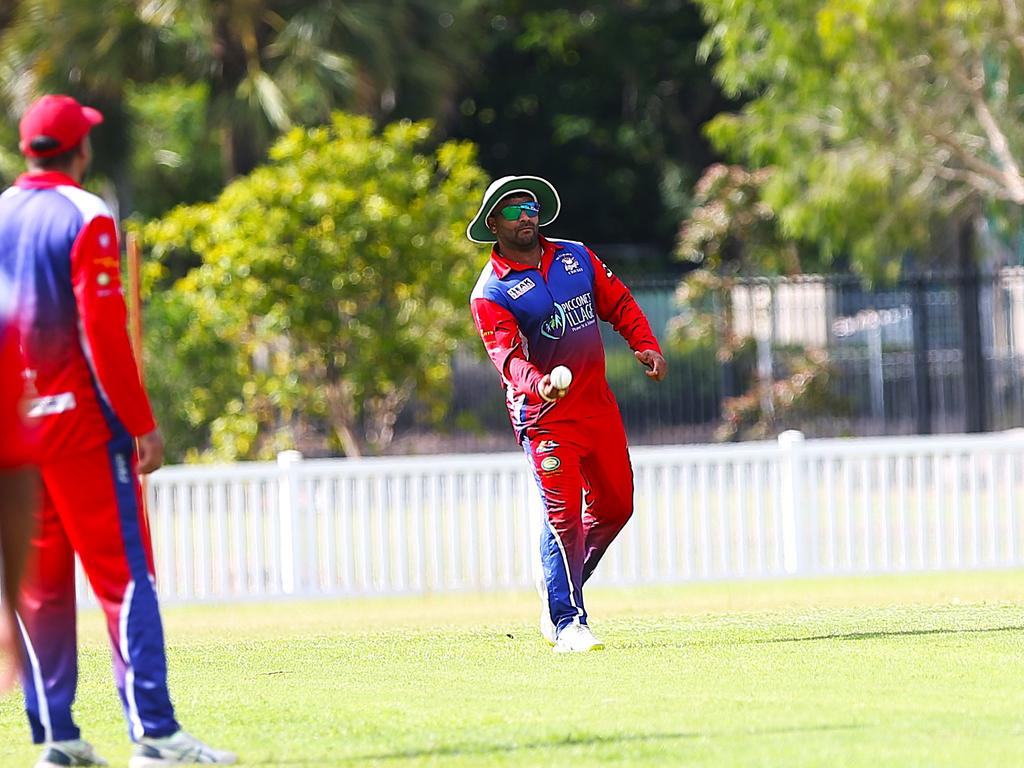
[758,624,1024,644]
[266,723,864,764]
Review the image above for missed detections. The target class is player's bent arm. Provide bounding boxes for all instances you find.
[585,247,662,355]
[471,297,546,402]
[70,215,156,437]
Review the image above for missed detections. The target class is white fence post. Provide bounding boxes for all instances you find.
[277,450,303,594]
[778,430,807,575]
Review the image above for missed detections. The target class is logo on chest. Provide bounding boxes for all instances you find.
[560,254,583,275]
[507,277,536,300]
[540,293,596,339]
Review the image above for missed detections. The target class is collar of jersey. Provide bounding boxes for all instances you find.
[16,171,82,189]
[490,235,562,279]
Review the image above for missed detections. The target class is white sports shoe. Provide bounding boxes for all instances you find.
[35,738,109,767]
[129,730,237,766]
[553,622,604,653]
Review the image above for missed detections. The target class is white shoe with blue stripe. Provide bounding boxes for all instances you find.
[129,730,236,766]
[34,739,108,767]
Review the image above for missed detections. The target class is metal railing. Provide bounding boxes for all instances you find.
[410,269,1024,453]
[75,430,1024,604]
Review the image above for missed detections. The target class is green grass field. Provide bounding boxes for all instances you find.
[2,571,1024,766]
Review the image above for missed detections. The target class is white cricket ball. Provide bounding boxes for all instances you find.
[550,365,573,390]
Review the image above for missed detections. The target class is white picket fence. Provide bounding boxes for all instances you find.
[75,430,1024,604]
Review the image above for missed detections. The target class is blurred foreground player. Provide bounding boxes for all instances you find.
[0,283,34,697]
[468,176,667,652]
[0,94,235,767]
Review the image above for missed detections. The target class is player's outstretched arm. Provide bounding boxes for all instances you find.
[634,349,667,381]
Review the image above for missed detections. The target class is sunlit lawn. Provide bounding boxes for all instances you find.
[2,571,1023,766]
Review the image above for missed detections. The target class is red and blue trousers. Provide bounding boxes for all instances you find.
[523,411,634,634]
[17,434,179,744]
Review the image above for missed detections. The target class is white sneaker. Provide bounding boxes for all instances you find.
[540,606,556,646]
[553,622,604,653]
[35,739,109,767]
[129,730,236,766]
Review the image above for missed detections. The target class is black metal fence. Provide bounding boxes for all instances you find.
[388,270,1024,454]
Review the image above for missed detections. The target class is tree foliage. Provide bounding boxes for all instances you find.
[453,0,730,253]
[694,0,1024,278]
[137,113,487,460]
[672,166,841,441]
[0,0,481,186]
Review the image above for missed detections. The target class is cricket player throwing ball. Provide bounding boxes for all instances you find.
[468,176,667,652]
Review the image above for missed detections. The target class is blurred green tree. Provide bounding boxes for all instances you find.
[452,1,731,256]
[136,113,487,460]
[125,80,225,219]
[672,164,842,440]
[693,0,1024,278]
[0,0,480,194]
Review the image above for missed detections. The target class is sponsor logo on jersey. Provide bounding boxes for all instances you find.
[536,440,559,453]
[602,261,614,279]
[26,392,76,418]
[560,254,583,275]
[540,456,561,472]
[540,302,568,339]
[541,292,596,340]
[507,276,536,299]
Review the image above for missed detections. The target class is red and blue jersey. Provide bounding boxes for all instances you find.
[0,171,154,462]
[470,236,661,442]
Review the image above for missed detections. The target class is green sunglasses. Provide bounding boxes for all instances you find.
[498,201,541,220]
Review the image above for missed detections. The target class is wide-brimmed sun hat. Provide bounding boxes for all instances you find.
[466,175,560,243]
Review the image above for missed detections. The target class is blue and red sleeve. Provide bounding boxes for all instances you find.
[70,215,156,437]
[586,248,662,355]
[471,296,545,403]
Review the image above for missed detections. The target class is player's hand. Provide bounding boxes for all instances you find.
[136,428,165,474]
[635,349,667,381]
[537,374,568,402]
[0,609,20,695]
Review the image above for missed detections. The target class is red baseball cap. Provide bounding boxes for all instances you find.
[19,95,103,158]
